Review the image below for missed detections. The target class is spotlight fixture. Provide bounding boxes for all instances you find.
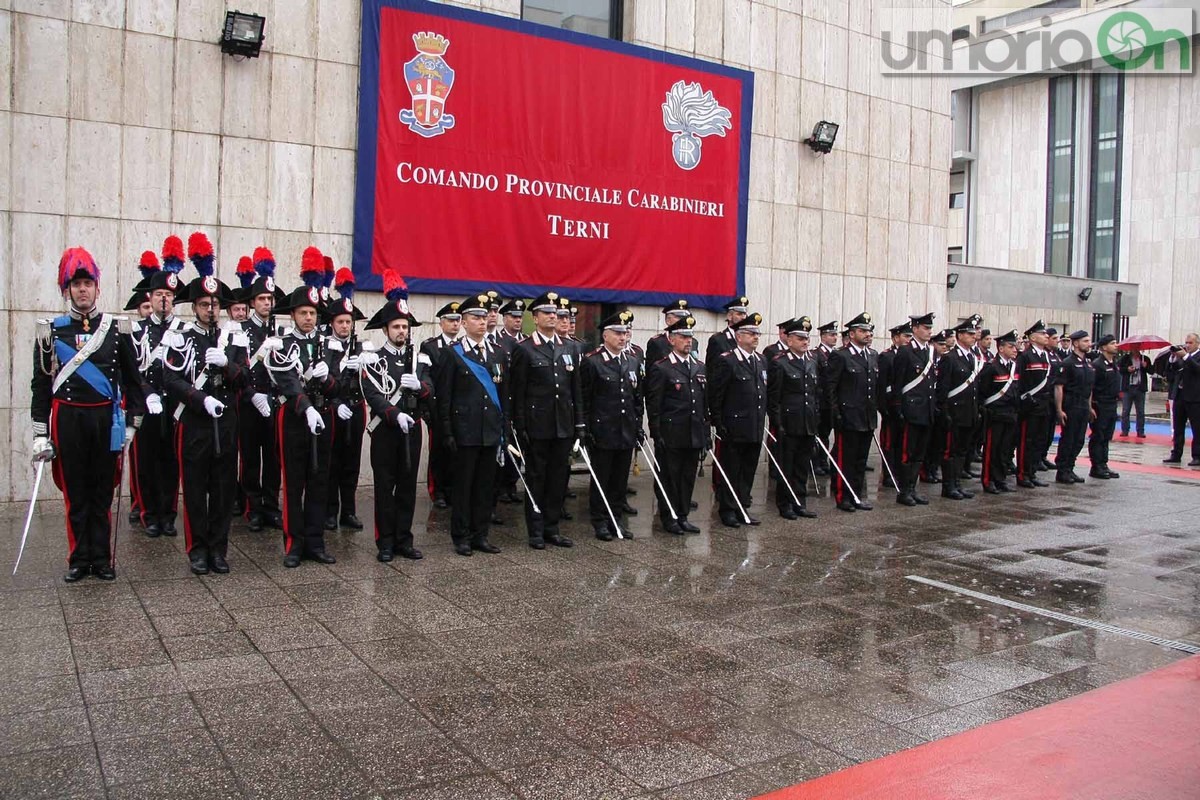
[804,121,839,154]
[1078,287,1093,301]
[221,11,266,58]
[946,272,960,290]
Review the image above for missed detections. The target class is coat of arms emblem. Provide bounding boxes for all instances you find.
[662,80,732,170]
[401,31,456,138]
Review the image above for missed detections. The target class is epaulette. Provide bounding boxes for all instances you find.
[36,318,52,343]
[417,352,433,367]
[163,329,187,349]
[586,346,603,357]
[115,315,132,335]
[327,338,345,352]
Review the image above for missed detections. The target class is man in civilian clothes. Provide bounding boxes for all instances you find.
[767,317,820,519]
[645,316,707,535]
[1162,334,1200,465]
[708,312,768,527]
[826,313,879,512]
[977,330,1020,493]
[1088,334,1122,479]
[1016,321,1054,488]
[421,301,462,508]
[890,313,937,506]
[1118,349,1151,437]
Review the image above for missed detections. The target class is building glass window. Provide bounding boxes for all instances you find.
[1088,73,1124,281]
[521,0,622,39]
[1045,76,1076,276]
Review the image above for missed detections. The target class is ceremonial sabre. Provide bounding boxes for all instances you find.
[573,441,624,539]
[637,438,677,522]
[813,436,861,505]
[504,442,541,515]
[12,462,46,576]
[706,443,751,524]
[762,427,803,509]
[872,431,899,491]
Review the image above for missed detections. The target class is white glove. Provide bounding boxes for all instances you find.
[311,361,329,380]
[305,406,325,435]
[337,404,354,420]
[342,355,360,372]
[205,348,228,368]
[146,393,163,415]
[31,436,55,463]
[396,412,415,433]
[204,397,225,418]
[400,373,421,391]
[359,351,380,367]
[252,393,272,418]
[124,427,135,447]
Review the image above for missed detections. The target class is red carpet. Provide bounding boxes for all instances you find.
[754,655,1200,800]
[1078,456,1200,480]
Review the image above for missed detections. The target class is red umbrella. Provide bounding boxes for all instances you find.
[1117,334,1171,351]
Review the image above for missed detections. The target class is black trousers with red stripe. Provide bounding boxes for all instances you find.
[427,426,455,501]
[370,422,422,553]
[177,413,238,561]
[328,402,365,519]
[278,406,333,558]
[775,433,813,510]
[51,401,120,570]
[831,429,871,505]
[1017,413,1050,480]
[900,422,932,466]
[135,411,178,527]
[238,399,280,517]
[942,422,975,462]
[982,416,1017,487]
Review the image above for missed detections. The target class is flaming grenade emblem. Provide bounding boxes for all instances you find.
[662,80,732,170]
[401,32,456,138]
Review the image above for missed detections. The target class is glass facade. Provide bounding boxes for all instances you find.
[1087,73,1124,281]
[1045,76,1076,276]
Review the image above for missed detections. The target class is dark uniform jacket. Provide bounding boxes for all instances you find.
[509,331,584,440]
[705,327,736,366]
[767,350,819,437]
[824,345,878,432]
[646,352,709,449]
[267,330,341,416]
[708,348,768,443]
[436,339,506,447]
[360,342,432,428]
[241,314,277,400]
[581,347,643,450]
[645,333,671,369]
[1016,346,1054,416]
[977,356,1018,421]
[890,340,937,425]
[1174,351,1200,404]
[137,314,185,410]
[762,339,788,361]
[937,346,981,428]
[815,343,836,413]
[160,322,250,419]
[326,334,364,406]
[1059,352,1096,409]
[1091,355,1120,408]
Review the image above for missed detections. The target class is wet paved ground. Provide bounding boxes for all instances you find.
[2,435,1199,799]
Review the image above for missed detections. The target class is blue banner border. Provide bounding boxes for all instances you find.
[352,0,754,312]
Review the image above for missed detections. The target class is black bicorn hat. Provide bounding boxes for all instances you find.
[909,312,935,327]
[276,285,324,314]
[889,320,913,336]
[457,292,493,316]
[731,312,764,333]
[365,299,422,331]
[434,300,463,319]
[498,298,526,315]
[1024,319,1047,336]
[239,247,287,305]
[529,291,562,313]
[994,329,1019,345]
[784,316,813,336]
[722,295,750,313]
[662,299,690,316]
[175,275,239,308]
[598,310,635,331]
[817,320,839,334]
[123,289,151,311]
[665,315,698,336]
[845,312,874,331]
[322,296,366,322]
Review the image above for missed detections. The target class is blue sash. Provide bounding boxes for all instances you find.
[53,318,125,451]
[452,343,506,453]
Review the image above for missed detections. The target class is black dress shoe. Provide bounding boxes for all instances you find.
[1163,456,1182,464]
[837,501,856,512]
[1056,473,1075,485]
[93,565,116,581]
[189,556,210,575]
[340,514,364,530]
[1190,459,1200,467]
[997,482,1014,492]
[961,467,981,479]
[454,543,473,556]
[399,547,423,560]
[1016,479,1036,488]
[595,529,615,542]
[128,509,141,525]
[324,516,338,531]
[626,486,637,495]
[680,520,701,533]
[942,487,965,500]
[855,501,873,511]
[912,492,930,505]
[719,514,741,528]
[145,523,163,538]
[689,500,699,509]
[490,513,506,525]
[1040,459,1055,471]
[283,554,301,568]
[984,483,1002,494]
[865,464,874,472]
[746,516,761,526]
[63,566,88,583]
[896,493,917,507]
[566,490,577,498]
[266,512,284,529]
[559,508,573,520]
[377,549,394,562]
[529,538,546,550]
[1105,469,1120,479]
[797,507,818,518]
[920,472,941,485]
[958,487,975,499]
[779,508,799,520]
[247,513,265,532]
[664,522,684,535]
[472,541,501,554]
[1089,469,1110,480]
[1031,477,1049,487]
[434,497,449,509]
[620,502,638,516]
[308,551,337,564]
[163,521,177,537]
[813,466,828,477]
[546,534,574,548]
[211,551,232,570]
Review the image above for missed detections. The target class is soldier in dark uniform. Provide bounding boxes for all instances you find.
[960,315,986,480]
[132,236,187,538]
[123,251,159,525]
[645,316,707,535]
[509,291,582,549]
[160,240,249,575]
[763,319,791,360]
[421,302,462,508]
[705,296,749,366]
[1053,330,1096,484]
[889,312,936,506]
[31,247,149,582]
[236,248,286,532]
[977,329,1019,493]
[360,272,430,561]
[936,318,982,500]
[266,265,341,567]
[767,316,820,519]
[436,293,508,556]
[825,313,877,512]
[708,312,768,527]
[645,299,691,369]
[1016,320,1054,487]
[922,329,952,484]
[1088,334,1122,480]
[491,298,526,505]
[876,321,912,491]
[323,269,367,532]
[1041,328,1065,471]
[812,320,839,475]
[580,311,643,540]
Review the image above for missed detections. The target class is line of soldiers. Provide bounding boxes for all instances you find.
[30,245,1128,583]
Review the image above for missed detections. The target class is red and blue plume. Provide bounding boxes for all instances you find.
[300,246,325,289]
[236,255,255,289]
[187,232,215,278]
[252,246,276,278]
[334,267,355,300]
[383,270,408,302]
[161,235,186,274]
[138,250,161,281]
[322,255,336,289]
[58,246,100,291]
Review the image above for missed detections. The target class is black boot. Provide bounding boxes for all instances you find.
[942,459,964,500]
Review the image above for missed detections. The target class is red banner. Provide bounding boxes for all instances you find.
[353,0,753,310]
